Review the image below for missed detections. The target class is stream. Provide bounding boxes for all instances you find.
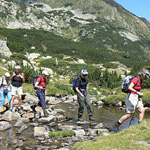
[0,103,150,149]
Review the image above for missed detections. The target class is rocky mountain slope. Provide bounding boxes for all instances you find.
[0,0,150,65]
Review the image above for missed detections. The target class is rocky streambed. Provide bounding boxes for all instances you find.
[0,93,149,150]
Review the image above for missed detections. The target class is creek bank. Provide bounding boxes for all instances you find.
[0,93,112,150]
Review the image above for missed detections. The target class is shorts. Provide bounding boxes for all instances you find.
[11,86,23,96]
[125,93,143,114]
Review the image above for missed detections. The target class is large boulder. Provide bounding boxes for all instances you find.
[41,67,53,75]
[0,40,12,57]
[2,110,21,121]
[34,127,47,137]
[73,129,86,137]
[22,103,32,111]
[38,115,56,123]
[0,121,11,131]
[0,105,6,113]
[24,93,38,104]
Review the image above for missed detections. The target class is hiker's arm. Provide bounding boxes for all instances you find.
[22,73,25,82]
[128,82,143,96]
[86,86,88,92]
[35,82,43,89]
[10,72,16,81]
[76,87,84,97]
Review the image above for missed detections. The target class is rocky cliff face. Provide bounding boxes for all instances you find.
[0,39,12,57]
[0,0,150,41]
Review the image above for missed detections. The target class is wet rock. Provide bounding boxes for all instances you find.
[38,115,56,123]
[15,120,24,127]
[22,103,32,111]
[136,141,148,145]
[48,98,62,105]
[22,112,34,119]
[21,118,30,124]
[0,105,6,113]
[30,123,39,127]
[34,127,46,137]
[55,109,65,116]
[24,93,38,103]
[0,121,11,131]
[58,148,69,150]
[99,132,110,136]
[2,110,21,121]
[87,129,97,136]
[97,100,104,106]
[94,123,103,129]
[58,125,75,131]
[97,129,109,133]
[116,101,122,107]
[73,129,86,136]
[76,121,89,125]
[17,125,28,134]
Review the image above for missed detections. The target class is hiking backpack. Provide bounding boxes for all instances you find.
[121,75,139,93]
[73,77,80,93]
[33,75,42,90]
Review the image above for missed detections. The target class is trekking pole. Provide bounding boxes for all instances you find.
[128,97,140,127]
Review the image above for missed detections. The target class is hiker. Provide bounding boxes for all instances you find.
[34,70,49,117]
[0,72,12,106]
[115,68,150,129]
[75,69,94,121]
[10,65,25,112]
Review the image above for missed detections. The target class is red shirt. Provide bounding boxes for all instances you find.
[36,76,46,89]
[130,77,141,94]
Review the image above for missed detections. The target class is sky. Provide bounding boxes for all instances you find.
[114,0,150,20]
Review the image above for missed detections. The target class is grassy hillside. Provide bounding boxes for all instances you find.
[0,28,146,67]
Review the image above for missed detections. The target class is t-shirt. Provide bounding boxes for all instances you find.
[36,76,46,90]
[130,77,141,94]
[76,76,88,90]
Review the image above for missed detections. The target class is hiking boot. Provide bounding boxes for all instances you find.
[43,109,49,117]
[89,116,95,121]
[78,117,84,122]
[114,121,122,131]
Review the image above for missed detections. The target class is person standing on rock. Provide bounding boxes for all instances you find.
[115,68,150,130]
[0,72,12,106]
[35,70,49,117]
[10,65,25,112]
[75,69,94,121]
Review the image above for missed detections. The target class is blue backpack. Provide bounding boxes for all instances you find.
[73,77,80,93]
[121,75,139,93]
[33,75,42,90]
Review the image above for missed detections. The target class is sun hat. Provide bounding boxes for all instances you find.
[42,70,49,76]
[81,69,88,75]
[141,69,150,79]
[15,65,21,70]
[5,72,10,77]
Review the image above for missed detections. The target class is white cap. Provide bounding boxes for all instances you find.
[81,69,88,75]
[42,70,49,76]
[15,65,21,70]
[5,72,10,77]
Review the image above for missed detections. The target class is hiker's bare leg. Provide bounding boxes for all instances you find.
[18,95,22,108]
[11,95,15,109]
[119,114,131,123]
[138,107,145,122]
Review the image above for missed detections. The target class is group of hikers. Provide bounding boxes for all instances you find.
[0,65,150,131]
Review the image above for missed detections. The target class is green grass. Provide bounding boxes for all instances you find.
[71,119,150,150]
[0,68,7,77]
[49,131,75,138]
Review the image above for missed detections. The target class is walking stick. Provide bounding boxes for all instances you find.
[128,97,140,127]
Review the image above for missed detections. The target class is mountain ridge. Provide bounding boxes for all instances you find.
[0,0,150,66]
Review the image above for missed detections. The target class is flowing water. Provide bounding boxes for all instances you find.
[0,103,150,149]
